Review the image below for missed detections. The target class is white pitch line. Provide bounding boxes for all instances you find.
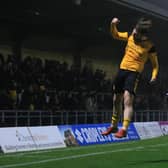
[0,146,143,168]
[0,142,168,168]
[0,141,137,158]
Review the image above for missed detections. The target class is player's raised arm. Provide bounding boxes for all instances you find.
[148,47,159,83]
[110,17,128,41]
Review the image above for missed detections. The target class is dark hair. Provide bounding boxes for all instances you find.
[136,17,152,35]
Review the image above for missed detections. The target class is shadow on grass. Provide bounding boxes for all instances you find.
[129,159,168,165]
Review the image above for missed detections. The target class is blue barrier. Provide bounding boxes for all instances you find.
[58,123,140,146]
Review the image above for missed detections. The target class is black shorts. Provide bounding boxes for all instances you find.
[113,69,140,95]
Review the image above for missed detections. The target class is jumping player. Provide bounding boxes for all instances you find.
[101,17,159,138]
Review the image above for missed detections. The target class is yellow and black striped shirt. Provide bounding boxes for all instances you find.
[111,25,159,79]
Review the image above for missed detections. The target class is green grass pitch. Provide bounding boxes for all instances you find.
[0,136,168,168]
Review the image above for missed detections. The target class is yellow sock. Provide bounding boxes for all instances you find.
[111,114,119,127]
[122,119,130,130]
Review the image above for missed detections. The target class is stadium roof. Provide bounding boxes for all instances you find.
[0,0,167,52]
[109,0,168,21]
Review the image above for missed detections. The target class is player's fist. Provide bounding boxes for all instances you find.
[149,78,157,85]
[111,17,120,24]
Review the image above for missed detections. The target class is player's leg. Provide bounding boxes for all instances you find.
[123,90,134,130]
[115,71,140,138]
[111,93,123,128]
[101,69,125,136]
[101,93,123,135]
[115,90,134,138]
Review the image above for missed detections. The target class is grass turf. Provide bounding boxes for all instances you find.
[0,135,168,168]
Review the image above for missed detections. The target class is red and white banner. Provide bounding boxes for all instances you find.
[28,126,66,150]
[134,122,163,139]
[159,121,168,135]
[0,126,66,153]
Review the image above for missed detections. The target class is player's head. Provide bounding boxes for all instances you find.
[136,17,152,34]
[133,17,152,43]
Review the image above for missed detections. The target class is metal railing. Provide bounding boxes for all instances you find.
[0,109,168,127]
